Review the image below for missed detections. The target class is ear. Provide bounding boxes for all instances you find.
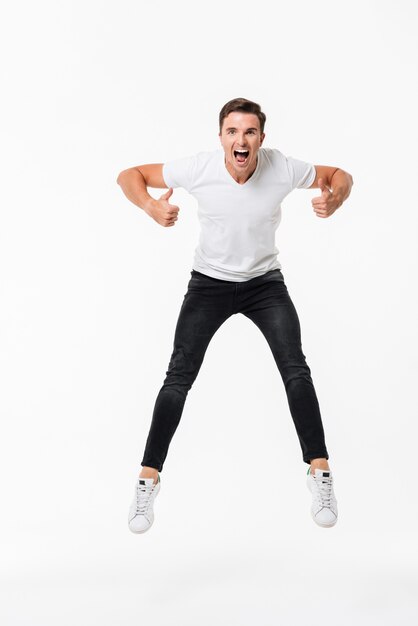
[260,132,265,146]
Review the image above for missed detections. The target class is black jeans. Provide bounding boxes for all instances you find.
[141,268,329,471]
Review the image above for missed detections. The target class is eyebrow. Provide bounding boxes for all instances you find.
[225,127,259,131]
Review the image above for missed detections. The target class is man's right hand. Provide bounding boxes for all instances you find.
[146,188,180,227]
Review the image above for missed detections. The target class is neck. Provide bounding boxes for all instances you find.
[224,156,258,184]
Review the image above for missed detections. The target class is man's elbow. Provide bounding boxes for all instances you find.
[340,169,354,187]
[116,170,128,185]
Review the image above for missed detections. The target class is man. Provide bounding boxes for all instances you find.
[117,97,353,533]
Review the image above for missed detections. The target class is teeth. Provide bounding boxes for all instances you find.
[235,150,248,153]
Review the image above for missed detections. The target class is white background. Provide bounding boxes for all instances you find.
[1,0,417,624]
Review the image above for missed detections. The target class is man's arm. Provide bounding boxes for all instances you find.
[309,165,354,218]
[116,164,167,213]
[116,164,180,228]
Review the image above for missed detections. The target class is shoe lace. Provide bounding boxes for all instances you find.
[314,474,333,508]
[135,481,157,515]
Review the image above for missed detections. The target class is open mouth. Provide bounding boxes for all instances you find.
[234,149,249,164]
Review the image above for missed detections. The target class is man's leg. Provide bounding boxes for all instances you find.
[239,272,330,466]
[309,457,330,474]
[140,272,233,476]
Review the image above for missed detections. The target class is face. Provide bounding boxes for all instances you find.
[219,111,265,180]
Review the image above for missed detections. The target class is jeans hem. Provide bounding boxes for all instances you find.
[141,461,163,472]
[303,452,329,464]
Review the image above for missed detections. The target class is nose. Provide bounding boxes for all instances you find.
[236,134,247,146]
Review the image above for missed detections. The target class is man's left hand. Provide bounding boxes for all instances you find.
[311,178,341,218]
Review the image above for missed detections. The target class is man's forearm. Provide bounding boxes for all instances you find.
[116,169,157,213]
[330,169,354,207]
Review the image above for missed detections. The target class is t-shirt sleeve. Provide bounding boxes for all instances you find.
[285,155,316,189]
[162,154,197,192]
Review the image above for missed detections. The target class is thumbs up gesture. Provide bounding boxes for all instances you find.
[146,187,180,227]
[311,178,340,218]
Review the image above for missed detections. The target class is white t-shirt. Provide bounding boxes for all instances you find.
[162,147,316,282]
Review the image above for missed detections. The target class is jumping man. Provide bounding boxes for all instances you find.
[117,97,354,533]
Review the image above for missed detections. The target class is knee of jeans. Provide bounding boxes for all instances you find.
[281,364,313,388]
[164,346,202,383]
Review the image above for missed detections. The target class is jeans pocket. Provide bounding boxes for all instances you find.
[188,270,207,290]
[191,270,212,282]
[264,269,284,282]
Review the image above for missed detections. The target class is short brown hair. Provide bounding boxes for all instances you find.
[219,98,266,134]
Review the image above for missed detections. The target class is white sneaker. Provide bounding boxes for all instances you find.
[128,474,161,534]
[307,467,338,527]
